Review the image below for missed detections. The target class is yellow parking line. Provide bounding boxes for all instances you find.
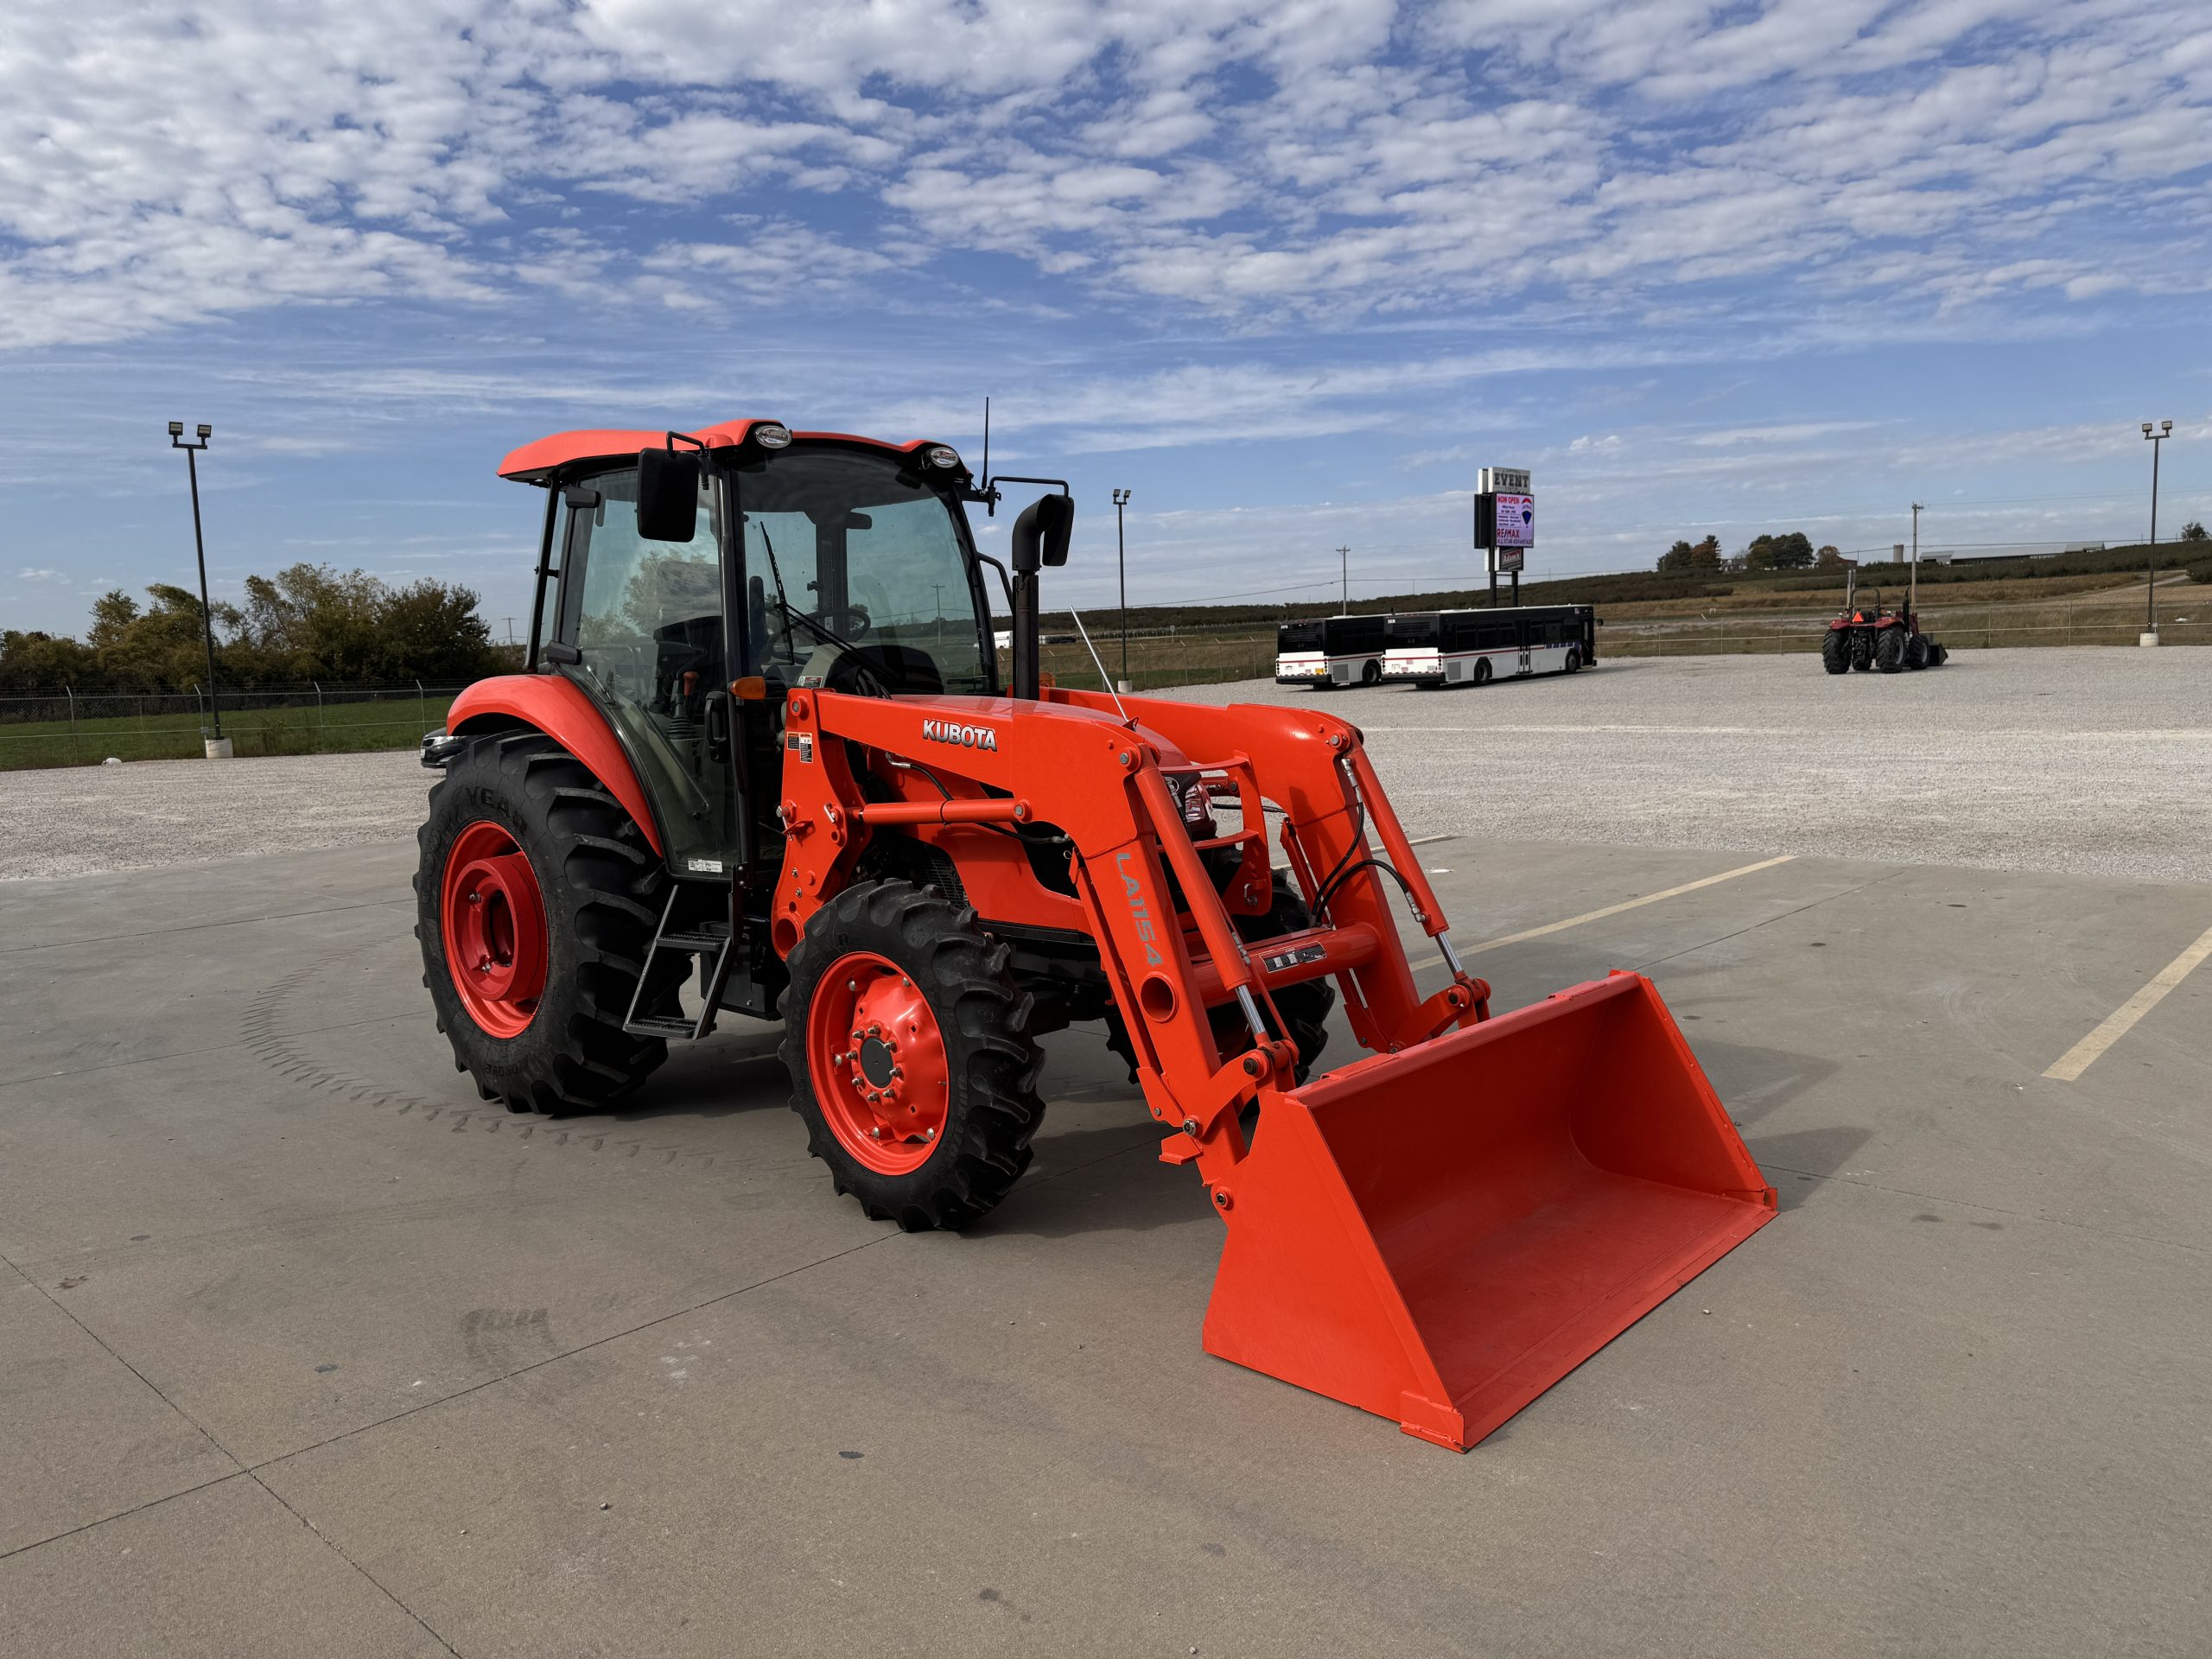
[2043,922,2212,1083]
[1411,854,1797,969]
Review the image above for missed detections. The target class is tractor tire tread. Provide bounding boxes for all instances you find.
[781,879,1046,1231]
[416,731,677,1117]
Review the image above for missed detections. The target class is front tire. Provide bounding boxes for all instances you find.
[1472,658,1493,687]
[1875,628,1906,673]
[781,880,1046,1231]
[1821,630,1851,674]
[416,732,676,1114]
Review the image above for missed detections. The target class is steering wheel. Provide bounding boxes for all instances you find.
[823,650,890,699]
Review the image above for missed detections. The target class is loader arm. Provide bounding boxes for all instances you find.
[773,689,1488,1177]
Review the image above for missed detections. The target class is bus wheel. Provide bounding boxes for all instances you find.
[1360,659,1381,686]
[1473,658,1493,687]
[1564,650,1581,674]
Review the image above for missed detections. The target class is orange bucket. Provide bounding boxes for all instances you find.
[1202,971,1776,1449]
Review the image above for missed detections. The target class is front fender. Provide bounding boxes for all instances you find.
[447,674,664,854]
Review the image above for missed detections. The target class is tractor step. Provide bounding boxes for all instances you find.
[621,892,737,1041]
[658,926,732,953]
[623,1014,700,1039]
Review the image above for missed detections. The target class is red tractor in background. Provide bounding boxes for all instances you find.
[411,416,1775,1451]
[1822,570,1948,674]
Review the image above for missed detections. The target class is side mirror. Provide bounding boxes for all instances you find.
[1010,493,1073,573]
[637,448,702,543]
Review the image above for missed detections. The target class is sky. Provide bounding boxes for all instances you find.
[3,0,2210,640]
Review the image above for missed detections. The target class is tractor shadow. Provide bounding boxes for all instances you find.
[604,1028,793,1124]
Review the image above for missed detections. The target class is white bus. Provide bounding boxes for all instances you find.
[1274,613,1389,689]
[1382,604,1595,687]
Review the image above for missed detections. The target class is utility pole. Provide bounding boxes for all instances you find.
[1337,546,1351,612]
[2143,420,2172,643]
[503,616,517,645]
[168,422,226,756]
[1910,502,1923,621]
[1113,488,1132,690]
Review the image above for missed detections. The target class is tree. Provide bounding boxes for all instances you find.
[1745,531,1815,571]
[2181,520,2208,543]
[0,563,503,693]
[1815,544,1847,570]
[1657,535,1723,575]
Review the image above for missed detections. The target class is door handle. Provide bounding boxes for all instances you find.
[704,690,732,761]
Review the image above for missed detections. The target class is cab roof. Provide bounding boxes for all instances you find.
[496,420,944,484]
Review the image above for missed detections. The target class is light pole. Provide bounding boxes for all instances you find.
[1337,545,1351,612]
[1113,488,1132,690]
[168,421,225,753]
[1910,502,1923,621]
[2143,420,2172,641]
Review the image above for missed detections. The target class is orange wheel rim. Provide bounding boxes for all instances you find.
[806,950,950,1174]
[440,820,547,1039]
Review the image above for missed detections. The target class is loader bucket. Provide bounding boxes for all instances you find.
[1202,971,1776,1450]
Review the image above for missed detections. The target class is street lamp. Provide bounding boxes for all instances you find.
[168,422,226,753]
[1910,502,1923,622]
[2143,420,2172,642]
[1112,488,1132,691]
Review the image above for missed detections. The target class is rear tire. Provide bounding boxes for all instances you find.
[416,731,677,1115]
[1875,628,1906,673]
[1472,658,1493,687]
[1821,630,1850,674]
[781,880,1046,1231]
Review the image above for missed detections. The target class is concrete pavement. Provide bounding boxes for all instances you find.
[2,838,2207,1656]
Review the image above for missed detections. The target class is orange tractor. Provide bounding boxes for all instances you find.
[416,419,1774,1450]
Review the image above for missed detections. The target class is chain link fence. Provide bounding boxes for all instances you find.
[0,683,463,769]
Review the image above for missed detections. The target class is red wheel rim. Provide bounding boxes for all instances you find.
[805,951,951,1175]
[440,820,548,1039]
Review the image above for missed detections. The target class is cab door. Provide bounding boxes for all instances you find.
[550,465,747,880]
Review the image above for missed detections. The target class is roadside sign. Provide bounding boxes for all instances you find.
[1493,493,1534,550]
[1479,467,1530,495]
[1497,546,1525,573]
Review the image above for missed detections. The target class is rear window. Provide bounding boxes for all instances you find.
[1388,613,1438,645]
[1278,621,1324,652]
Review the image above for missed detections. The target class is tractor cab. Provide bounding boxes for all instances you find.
[493,422,1007,884]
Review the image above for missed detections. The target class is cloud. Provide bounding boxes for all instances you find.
[2,1,2206,353]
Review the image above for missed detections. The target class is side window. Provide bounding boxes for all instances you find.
[563,467,724,715]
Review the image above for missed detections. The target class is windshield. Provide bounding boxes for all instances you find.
[734,448,993,696]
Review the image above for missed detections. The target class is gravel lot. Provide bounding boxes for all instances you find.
[1171,646,2212,885]
[0,750,430,880]
[3,648,2206,883]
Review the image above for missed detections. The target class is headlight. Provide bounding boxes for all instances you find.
[925,444,959,469]
[752,422,792,449]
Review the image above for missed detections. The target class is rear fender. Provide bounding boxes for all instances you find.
[447,675,664,855]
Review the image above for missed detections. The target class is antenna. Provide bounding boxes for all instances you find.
[1067,607,1132,725]
[981,397,993,515]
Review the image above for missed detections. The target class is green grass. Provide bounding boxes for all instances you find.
[0,691,458,770]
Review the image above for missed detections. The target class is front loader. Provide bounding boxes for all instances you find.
[416,417,1774,1450]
